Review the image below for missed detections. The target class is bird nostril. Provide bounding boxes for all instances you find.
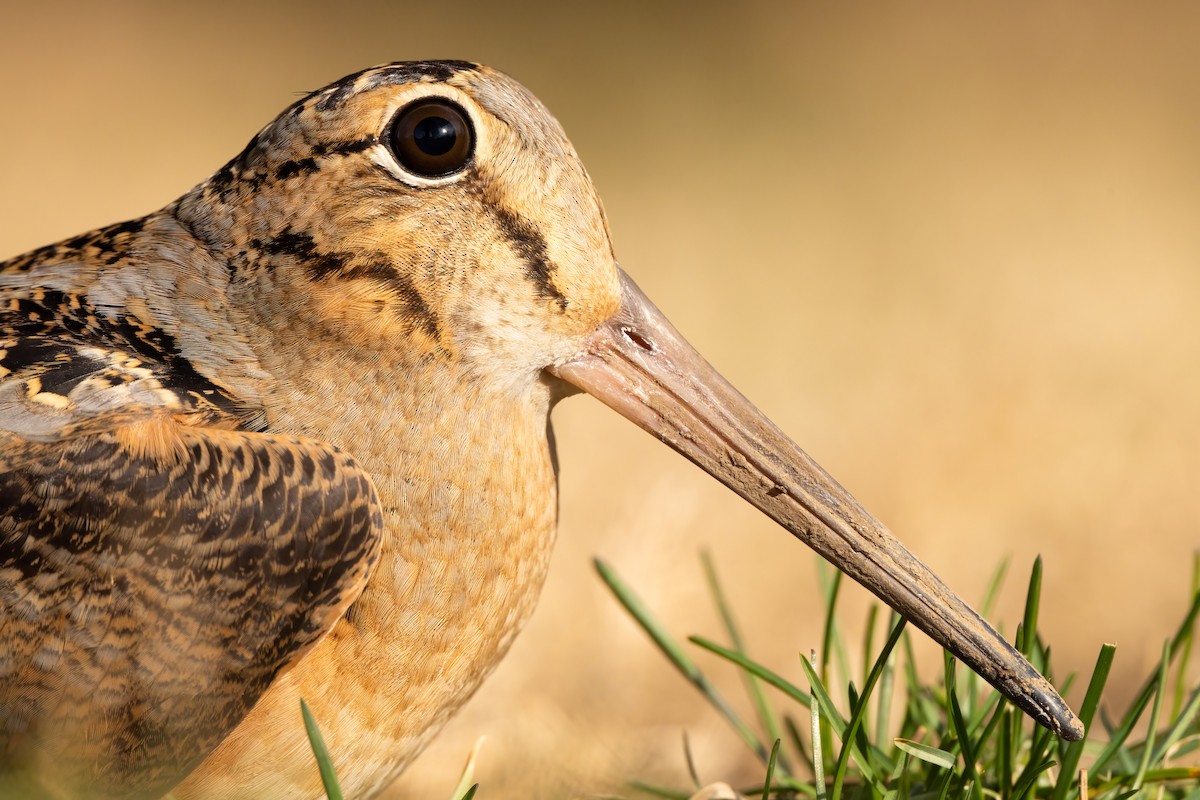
[621,327,655,353]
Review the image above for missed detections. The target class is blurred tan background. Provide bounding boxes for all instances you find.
[3,1,1199,796]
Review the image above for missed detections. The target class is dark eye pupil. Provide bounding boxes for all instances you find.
[388,99,475,179]
[412,117,457,156]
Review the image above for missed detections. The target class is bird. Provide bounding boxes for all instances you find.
[0,60,1082,799]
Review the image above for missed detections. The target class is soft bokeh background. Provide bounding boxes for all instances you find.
[3,2,1199,796]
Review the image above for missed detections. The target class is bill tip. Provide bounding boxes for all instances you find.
[1060,714,1086,742]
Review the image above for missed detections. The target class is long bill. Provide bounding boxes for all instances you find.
[549,268,1083,741]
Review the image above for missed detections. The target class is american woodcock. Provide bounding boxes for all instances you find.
[0,61,1082,799]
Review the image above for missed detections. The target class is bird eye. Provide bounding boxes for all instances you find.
[387,99,474,178]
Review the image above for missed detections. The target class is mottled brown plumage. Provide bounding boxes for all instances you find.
[0,61,1080,799]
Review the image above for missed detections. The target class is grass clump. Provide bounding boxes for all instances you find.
[596,553,1200,800]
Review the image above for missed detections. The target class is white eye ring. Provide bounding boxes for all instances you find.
[374,94,481,188]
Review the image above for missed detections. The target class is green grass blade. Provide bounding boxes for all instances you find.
[1151,685,1200,767]
[899,629,939,733]
[300,699,343,800]
[596,559,704,683]
[596,559,769,764]
[1012,758,1056,800]
[830,618,906,799]
[963,693,1006,773]
[942,654,972,766]
[1018,557,1042,658]
[810,651,827,800]
[702,551,790,774]
[862,605,879,690]
[797,655,883,789]
[762,739,780,800]
[1175,554,1200,718]
[818,563,850,686]
[691,636,812,707]
[846,683,872,772]
[1092,584,1200,774]
[960,679,1004,738]
[449,736,486,800]
[892,750,912,799]
[935,763,954,800]
[874,612,899,746]
[893,738,955,770]
[1051,643,1115,800]
[784,713,814,778]
[1138,767,1200,784]
[999,708,1013,800]
[799,650,851,739]
[859,607,878,752]
[1009,720,1054,800]
[1132,640,1171,792]
[980,557,1011,618]
[943,654,982,800]
[1092,767,1200,798]
[682,731,701,790]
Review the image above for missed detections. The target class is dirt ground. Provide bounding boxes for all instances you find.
[2,2,1198,796]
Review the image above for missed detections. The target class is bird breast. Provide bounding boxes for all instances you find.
[174,375,562,798]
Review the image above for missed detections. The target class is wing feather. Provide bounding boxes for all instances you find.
[0,287,384,799]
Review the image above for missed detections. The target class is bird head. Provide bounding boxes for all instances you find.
[176,61,1082,740]
[178,60,622,397]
